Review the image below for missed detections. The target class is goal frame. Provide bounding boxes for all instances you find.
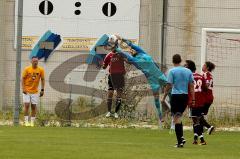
[201,28,240,69]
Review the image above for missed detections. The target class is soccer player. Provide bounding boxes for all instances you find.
[113,35,168,126]
[22,56,45,127]
[162,54,195,148]
[102,35,126,119]
[185,60,207,145]
[201,61,216,134]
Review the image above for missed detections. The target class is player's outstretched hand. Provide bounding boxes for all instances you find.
[114,35,122,40]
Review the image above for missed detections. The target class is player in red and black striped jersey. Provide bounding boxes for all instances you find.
[201,61,216,135]
[185,60,207,145]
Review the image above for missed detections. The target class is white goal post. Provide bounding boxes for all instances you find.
[200,28,240,109]
[201,28,240,69]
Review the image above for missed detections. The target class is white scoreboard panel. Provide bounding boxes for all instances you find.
[15,0,140,51]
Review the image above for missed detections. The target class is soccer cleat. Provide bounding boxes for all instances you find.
[181,137,186,145]
[199,137,207,145]
[193,135,198,144]
[158,118,164,129]
[105,112,111,118]
[174,143,184,148]
[207,126,215,135]
[30,122,35,127]
[192,140,198,145]
[158,122,163,130]
[199,141,207,145]
[24,122,30,127]
[175,137,186,146]
[114,113,119,119]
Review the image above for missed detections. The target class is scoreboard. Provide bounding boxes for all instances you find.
[15,0,140,51]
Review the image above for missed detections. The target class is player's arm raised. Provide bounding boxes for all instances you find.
[115,34,144,54]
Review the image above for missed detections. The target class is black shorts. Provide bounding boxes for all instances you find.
[108,74,125,90]
[189,107,203,117]
[170,94,188,116]
[202,103,212,115]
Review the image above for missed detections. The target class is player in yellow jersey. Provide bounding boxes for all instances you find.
[22,56,45,127]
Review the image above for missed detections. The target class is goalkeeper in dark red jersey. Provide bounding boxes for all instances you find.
[185,60,207,145]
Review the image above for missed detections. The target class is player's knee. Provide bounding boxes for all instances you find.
[173,113,182,124]
[24,103,30,107]
[31,104,37,110]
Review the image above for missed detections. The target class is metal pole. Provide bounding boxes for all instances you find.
[68,77,72,126]
[200,28,207,72]
[14,0,24,126]
[161,0,168,69]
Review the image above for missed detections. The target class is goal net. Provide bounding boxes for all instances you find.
[201,28,240,117]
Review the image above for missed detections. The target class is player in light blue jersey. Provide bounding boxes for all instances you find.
[112,35,168,125]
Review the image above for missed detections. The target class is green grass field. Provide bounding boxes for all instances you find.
[0,126,239,159]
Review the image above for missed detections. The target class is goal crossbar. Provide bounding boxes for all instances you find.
[201,28,240,69]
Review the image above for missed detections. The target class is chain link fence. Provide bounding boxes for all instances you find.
[0,0,239,127]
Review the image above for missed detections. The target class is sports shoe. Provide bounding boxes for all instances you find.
[175,138,186,146]
[158,118,164,129]
[24,122,30,127]
[199,141,207,145]
[207,126,215,135]
[174,143,184,148]
[199,137,207,145]
[105,112,111,118]
[192,140,198,145]
[158,122,163,130]
[181,137,186,145]
[30,122,35,127]
[114,113,119,119]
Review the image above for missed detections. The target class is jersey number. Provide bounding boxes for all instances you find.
[208,79,213,90]
[194,79,202,92]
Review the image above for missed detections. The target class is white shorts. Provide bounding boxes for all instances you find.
[23,93,39,105]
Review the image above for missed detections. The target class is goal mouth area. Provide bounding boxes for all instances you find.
[201,28,240,69]
[201,28,240,108]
